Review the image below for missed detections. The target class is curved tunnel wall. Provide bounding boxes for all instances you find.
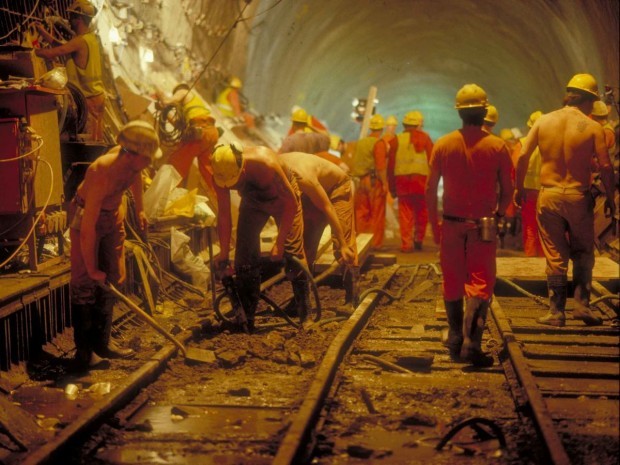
[244,0,619,141]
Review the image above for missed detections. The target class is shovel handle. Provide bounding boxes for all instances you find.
[100,282,187,356]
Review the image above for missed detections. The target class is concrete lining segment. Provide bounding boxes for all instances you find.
[273,265,399,465]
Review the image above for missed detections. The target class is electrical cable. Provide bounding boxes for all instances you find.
[0,137,44,163]
[0,157,53,269]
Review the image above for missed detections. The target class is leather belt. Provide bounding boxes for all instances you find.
[443,214,478,225]
[540,185,588,194]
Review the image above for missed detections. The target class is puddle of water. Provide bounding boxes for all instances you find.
[129,404,288,439]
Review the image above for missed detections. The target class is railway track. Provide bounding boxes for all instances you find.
[2,262,618,465]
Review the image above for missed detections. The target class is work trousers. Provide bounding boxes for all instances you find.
[85,93,105,142]
[69,198,126,305]
[397,193,428,250]
[440,220,496,301]
[234,178,306,278]
[537,187,594,278]
[354,175,386,248]
[302,179,357,269]
[521,189,543,257]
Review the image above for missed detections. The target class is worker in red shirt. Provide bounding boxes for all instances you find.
[426,84,513,367]
[511,111,544,257]
[351,114,388,249]
[387,111,435,251]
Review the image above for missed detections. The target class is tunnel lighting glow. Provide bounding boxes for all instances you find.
[108,26,121,44]
[139,46,154,63]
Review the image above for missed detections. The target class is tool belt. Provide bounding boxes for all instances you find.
[443,214,497,241]
[443,214,478,225]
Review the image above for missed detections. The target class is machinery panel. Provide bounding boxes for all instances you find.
[0,118,26,214]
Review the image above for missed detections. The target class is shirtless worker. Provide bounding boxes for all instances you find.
[515,73,616,327]
[35,0,105,141]
[69,121,160,369]
[279,152,359,303]
[210,144,311,331]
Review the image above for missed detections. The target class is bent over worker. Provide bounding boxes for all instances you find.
[35,0,105,141]
[158,83,220,200]
[515,74,616,327]
[351,114,389,249]
[426,84,513,367]
[210,145,311,331]
[69,121,160,370]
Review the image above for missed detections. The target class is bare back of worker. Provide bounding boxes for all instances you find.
[279,152,347,194]
[534,106,606,189]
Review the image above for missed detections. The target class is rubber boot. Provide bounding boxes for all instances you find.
[71,303,108,370]
[572,265,603,326]
[292,276,311,324]
[441,299,464,361]
[93,293,135,359]
[537,276,567,327]
[236,265,261,333]
[460,297,494,367]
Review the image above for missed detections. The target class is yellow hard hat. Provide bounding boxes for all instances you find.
[455,84,488,109]
[386,115,398,126]
[591,101,609,117]
[484,105,498,124]
[369,114,385,130]
[527,110,543,128]
[211,144,244,188]
[499,128,514,141]
[291,108,309,123]
[67,0,97,17]
[230,77,242,89]
[117,120,161,160]
[566,73,599,99]
[403,111,423,126]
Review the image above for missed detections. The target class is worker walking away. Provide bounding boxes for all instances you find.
[279,152,358,302]
[35,0,105,142]
[69,121,161,370]
[215,76,256,129]
[482,105,499,134]
[351,114,389,250]
[210,144,311,331]
[157,83,220,200]
[512,111,544,256]
[515,73,616,327]
[387,111,436,252]
[426,84,513,367]
[279,107,331,154]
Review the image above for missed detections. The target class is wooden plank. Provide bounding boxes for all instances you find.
[313,232,373,274]
[517,333,619,347]
[0,395,45,451]
[524,343,619,360]
[528,359,619,378]
[497,256,619,280]
[537,377,620,398]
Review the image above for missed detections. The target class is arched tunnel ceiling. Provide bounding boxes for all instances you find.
[244,0,619,141]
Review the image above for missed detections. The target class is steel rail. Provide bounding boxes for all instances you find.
[489,298,571,465]
[273,265,399,465]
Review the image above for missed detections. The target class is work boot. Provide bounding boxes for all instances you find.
[441,298,464,361]
[460,297,494,367]
[71,303,110,370]
[414,241,423,251]
[93,294,135,359]
[537,276,567,327]
[236,265,261,331]
[572,265,603,326]
[292,277,311,324]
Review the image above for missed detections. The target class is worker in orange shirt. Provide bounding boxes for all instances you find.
[387,111,435,252]
[216,76,256,129]
[590,101,616,156]
[512,111,544,256]
[426,84,513,367]
[157,83,220,199]
[482,105,498,134]
[351,114,389,250]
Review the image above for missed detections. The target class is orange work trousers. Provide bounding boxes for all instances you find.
[354,175,386,248]
[440,219,497,301]
[397,193,428,250]
[69,197,126,305]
